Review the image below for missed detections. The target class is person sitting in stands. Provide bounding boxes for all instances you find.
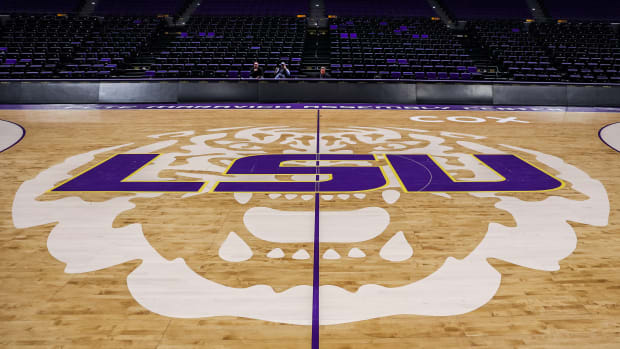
[274,62,290,79]
[250,61,263,79]
[319,66,331,79]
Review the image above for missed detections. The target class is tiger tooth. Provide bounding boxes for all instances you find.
[301,195,313,201]
[379,231,413,262]
[266,248,285,259]
[285,194,298,200]
[234,192,252,204]
[269,193,281,199]
[292,249,310,260]
[382,189,400,204]
[323,249,340,260]
[347,247,366,258]
[353,193,366,199]
[337,194,350,200]
[218,232,253,262]
[322,194,334,200]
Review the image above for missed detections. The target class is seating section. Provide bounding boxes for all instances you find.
[538,22,620,83]
[471,20,555,82]
[0,16,163,79]
[139,16,306,78]
[0,13,618,83]
[326,0,434,17]
[469,20,620,83]
[329,17,478,80]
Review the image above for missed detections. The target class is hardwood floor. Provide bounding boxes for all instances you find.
[0,108,618,348]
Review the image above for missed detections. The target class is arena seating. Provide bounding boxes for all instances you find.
[136,16,306,78]
[468,20,620,83]
[469,20,555,82]
[537,22,620,83]
[0,0,618,83]
[328,17,478,80]
[0,15,163,79]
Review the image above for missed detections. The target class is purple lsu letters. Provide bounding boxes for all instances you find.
[52,153,563,193]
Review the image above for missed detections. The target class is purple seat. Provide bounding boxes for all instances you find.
[414,71,425,79]
[449,72,460,80]
[426,72,437,79]
[391,71,402,79]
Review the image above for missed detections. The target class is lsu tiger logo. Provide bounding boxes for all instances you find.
[12,126,609,324]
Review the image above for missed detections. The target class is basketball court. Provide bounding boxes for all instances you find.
[0,104,619,348]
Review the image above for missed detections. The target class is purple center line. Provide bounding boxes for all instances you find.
[312,110,320,349]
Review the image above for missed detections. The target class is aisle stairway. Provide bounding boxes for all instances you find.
[301,29,331,77]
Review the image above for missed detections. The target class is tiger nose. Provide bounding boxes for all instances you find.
[243,207,389,243]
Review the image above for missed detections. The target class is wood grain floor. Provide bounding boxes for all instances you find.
[0,108,618,348]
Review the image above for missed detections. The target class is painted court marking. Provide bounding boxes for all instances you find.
[3,107,616,349]
[9,123,610,326]
[0,120,25,153]
[312,110,321,349]
[599,123,620,152]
